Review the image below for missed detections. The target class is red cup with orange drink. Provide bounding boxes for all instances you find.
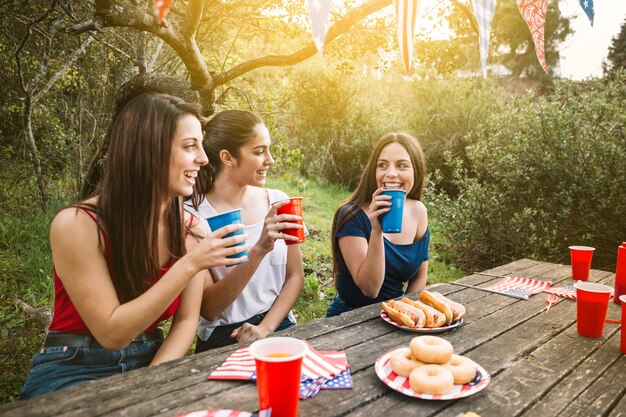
[250,337,308,417]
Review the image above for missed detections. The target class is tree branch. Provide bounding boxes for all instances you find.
[66,3,212,97]
[33,36,94,104]
[183,0,203,38]
[213,0,393,86]
[449,0,478,34]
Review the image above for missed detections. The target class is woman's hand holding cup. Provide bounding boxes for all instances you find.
[257,200,304,253]
[368,188,392,231]
[191,223,248,269]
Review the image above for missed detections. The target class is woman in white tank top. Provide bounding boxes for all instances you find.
[186,110,305,351]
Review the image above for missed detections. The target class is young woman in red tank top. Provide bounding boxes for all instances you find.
[20,94,249,399]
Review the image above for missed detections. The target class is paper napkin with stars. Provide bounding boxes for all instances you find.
[209,341,352,399]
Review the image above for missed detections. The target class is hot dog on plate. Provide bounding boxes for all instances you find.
[401,297,446,328]
[382,299,426,328]
[419,290,466,321]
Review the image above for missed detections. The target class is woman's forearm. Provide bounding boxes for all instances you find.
[353,230,386,298]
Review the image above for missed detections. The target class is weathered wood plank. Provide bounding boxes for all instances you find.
[1,261,619,417]
[522,331,625,417]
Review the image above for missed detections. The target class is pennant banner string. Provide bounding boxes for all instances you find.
[578,0,594,26]
[517,0,548,73]
[394,0,421,74]
[307,0,333,54]
[473,0,498,78]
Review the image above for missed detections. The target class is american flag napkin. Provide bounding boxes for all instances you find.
[208,343,352,399]
[485,276,552,299]
[544,285,577,299]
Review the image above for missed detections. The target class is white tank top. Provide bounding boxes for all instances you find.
[184,188,296,341]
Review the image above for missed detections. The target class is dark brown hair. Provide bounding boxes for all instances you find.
[331,132,427,284]
[191,110,264,205]
[94,93,204,301]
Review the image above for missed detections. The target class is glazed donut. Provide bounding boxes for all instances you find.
[409,336,453,364]
[409,364,454,395]
[442,354,477,384]
[390,348,423,377]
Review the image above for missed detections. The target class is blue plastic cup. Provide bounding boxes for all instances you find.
[380,189,406,233]
[206,209,248,259]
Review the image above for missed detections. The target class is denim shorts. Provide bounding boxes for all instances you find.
[20,336,161,399]
[325,295,358,317]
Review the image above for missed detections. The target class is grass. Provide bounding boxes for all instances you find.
[0,175,466,404]
[0,198,63,403]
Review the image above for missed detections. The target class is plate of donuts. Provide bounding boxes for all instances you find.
[374,336,490,400]
[380,291,466,333]
[380,310,463,333]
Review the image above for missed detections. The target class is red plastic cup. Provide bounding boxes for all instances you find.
[250,337,308,417]
[574,281,613,338]
[276,197,305,245]
[614,243,626,305]
[620,295,626,354]
[569,246,595,281]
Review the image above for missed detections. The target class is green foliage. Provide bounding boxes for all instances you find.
[606,19,626,75]
[431,75,626,272]
[282,66,404,188]
[406,78,508,195]
[0,195,63,403]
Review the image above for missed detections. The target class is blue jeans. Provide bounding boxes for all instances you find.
[325,295,358,317]
[195,313,295,353]
[20,337,161,399]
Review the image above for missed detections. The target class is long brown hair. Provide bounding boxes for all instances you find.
[93,93,204,301]
[331,132,427,284]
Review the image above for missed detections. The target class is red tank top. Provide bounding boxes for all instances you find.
[48,208,189,333]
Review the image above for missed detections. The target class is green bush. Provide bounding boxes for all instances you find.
[431,75,626,271]
[406,78,508,195]
[282,67,403,187]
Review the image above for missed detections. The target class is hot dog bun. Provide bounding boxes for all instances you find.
[418,291,453,324]
[395,300,427,328]
[382,300,426,328]
[401,297,446,328]
[419,290,465,321]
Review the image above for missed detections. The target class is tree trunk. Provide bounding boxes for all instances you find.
[22,96,48,208]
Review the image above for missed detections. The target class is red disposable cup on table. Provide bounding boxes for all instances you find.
[569,246,595,281]
[276,197,305,245]
[620,295,626,354]
[614,242,626,305]
[574,281,613,338]
[250,337,308,417]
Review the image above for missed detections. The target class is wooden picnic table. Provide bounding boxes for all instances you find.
[2,259,625,417]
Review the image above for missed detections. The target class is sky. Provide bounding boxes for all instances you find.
[558,0,626,79]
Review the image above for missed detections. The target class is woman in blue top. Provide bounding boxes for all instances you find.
[326,132,429,317]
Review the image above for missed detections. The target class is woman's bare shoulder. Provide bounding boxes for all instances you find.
[51,198,99,232]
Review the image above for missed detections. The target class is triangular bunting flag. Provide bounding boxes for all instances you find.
[578,0,594,26]
[472,0,497,78]
[517,0,548,73]
[307,0,333,54]
[154,0,173,24]
[394,0,420,74]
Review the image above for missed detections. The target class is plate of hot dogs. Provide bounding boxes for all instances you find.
[375,335,490,400]
[380,290,465,333]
